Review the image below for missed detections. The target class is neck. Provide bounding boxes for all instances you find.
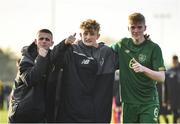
[132,37,145,45]
[82,41,99,48]
[93,42,99,48]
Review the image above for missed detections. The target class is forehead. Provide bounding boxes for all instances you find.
[81,29,99,34]
[37,32,52,38]
[129,22,145,26]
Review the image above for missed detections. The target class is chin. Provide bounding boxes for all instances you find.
[133,37,140,41]
[84,42,93,46]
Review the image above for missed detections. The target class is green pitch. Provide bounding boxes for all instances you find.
[0,109,8,123]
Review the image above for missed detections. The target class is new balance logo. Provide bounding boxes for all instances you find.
[81,59,90,64]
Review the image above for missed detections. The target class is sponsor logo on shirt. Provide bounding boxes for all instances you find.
[81,59,90,65]
[125,49,130,53]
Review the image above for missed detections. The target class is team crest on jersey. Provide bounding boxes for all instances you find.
[138,54,146,63]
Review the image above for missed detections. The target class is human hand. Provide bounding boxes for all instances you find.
[167,104,171,110]
[162,102,167,107]
[144,34,151,40]
[131,58,145,73]
[114,106,122,112]
[65,33,76,45]
[38,47,48,57]
[73,39,81,45]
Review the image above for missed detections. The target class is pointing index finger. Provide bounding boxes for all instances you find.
[73,33,76,37]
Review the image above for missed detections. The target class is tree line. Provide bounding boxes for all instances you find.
[0,48,18,84]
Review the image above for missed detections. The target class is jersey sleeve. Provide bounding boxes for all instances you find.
[152,44,166,71]
[110,40,121,53]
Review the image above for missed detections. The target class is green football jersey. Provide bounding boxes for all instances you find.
[111,37,165,104]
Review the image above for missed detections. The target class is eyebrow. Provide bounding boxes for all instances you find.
[38,37,50,41]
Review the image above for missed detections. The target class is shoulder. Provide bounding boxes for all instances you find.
[20,43,37,65]
[114,37,129,45]
[98,42,108,49]
[98,42,113,52]
[145,40,162,50]
[121,37,130,43]
[111,37,129,51]
[20,55,34,66]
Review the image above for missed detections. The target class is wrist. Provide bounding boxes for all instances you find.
[142,65,147,73]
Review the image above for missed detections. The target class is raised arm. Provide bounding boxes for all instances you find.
[50,33,76,66]
[18,47,50,87]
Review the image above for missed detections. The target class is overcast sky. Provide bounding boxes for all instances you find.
[0,0,179,65]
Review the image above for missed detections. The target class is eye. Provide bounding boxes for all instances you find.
[130,26,135,30]
[45,38,50,41]
[38,37,50,41]
[83,32,88,36]
[39,37,44,40]
[137,26,143,29]
[90,32,95,35]
[130,26,143,30]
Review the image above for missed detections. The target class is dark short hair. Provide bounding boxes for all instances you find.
[37,29,53,38]
[173,55,178,60]
[128,12,145,24]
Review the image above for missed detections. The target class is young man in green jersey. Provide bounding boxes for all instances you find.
[111,12,166,123]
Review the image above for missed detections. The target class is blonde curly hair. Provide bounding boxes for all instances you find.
[80,19,100,32]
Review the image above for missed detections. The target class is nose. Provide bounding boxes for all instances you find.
[133,27,139,32]
[43,38,47,41]
[86,34,91,39]
[42,39,47,43]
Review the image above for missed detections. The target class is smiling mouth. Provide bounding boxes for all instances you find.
[85,40,91,43]
[133,33,139,36]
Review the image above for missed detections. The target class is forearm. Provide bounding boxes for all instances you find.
[19,55,49,86]
[50,39,70,65]
[50,34,76,66]
[143,66,165,83]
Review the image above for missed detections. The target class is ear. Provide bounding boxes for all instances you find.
[144,25,147,31]
[79,33,82,38]
[50,41,54,47]
[128,26,130,31]
[34,39,37,45]
[97,34,100,40]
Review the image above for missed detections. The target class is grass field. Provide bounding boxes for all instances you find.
[0,109,8,123]
[0,101,8,123]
